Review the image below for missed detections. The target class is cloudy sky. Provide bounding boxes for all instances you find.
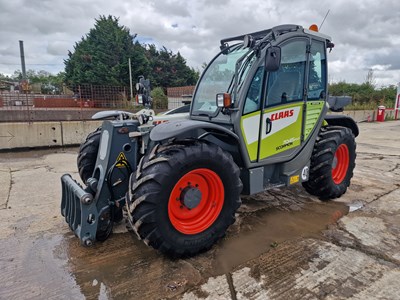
[0,0,399,86]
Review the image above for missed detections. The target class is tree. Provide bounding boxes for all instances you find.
[171,52,198,86]
[64,15,149,87]
[10,69,65,94]
[365,69,376,88]
[0,73,12,91]
[64,15,198,94]
[145,45,199,88]
[329,78,396,108]
[0,73,11,81]
[151,87,168,109]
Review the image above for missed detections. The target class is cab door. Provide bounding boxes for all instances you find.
[304,40,327,141]
[259,38,308,162]
[240,66,265,162]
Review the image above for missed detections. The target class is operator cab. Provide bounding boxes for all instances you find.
[190,24,333,168]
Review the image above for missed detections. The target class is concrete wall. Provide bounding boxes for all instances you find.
[61,121,102,145]
[0,109,97,123]
[331,110,376,122]
[0,121,101,150]
[0,109,395,150]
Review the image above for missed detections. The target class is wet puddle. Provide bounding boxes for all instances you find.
[0,234,83,299]
[61,200,349,298]
[62,232,202,299]
[211,200,349,275]
[348,200,364,212]
[0,200,349,299]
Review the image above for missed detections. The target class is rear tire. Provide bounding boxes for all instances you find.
[303,126,356,200]
[77,128,101,184]
[127,141,242,257]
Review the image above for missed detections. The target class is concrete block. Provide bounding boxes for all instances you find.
[339,110,375,122]
[61,121,102,145]
[0,122,62,149]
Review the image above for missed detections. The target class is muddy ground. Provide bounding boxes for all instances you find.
[0,121,399,300]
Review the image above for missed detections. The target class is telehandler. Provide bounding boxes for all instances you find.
[61,24,358,257]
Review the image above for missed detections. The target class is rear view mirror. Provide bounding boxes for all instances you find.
[265,46,281,71]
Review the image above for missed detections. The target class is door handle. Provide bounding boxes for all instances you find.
[266,118,272,135]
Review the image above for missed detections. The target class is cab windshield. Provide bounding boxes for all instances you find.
[192,44,255,116]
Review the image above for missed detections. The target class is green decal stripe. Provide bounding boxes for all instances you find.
[304,101,324,139]
[246,142,258,161]
[241,110,261,162]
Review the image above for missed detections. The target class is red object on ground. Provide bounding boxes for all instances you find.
[377,106,385,122]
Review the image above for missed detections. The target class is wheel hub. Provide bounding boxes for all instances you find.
[180,186,202,209]
[168,168,225,235]
[332,156,338,169]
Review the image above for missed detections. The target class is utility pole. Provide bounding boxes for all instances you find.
[395,82,400,120]
[19,40,26,80]
[128,58,134,104]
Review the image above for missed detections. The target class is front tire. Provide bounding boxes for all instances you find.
[303,126,356,200]
[77,128,101,184]
[127,141,242,257]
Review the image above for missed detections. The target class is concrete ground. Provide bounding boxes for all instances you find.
[0,121,399,300]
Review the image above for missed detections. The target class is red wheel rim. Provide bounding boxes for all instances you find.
[168,168,224,235]
[332,144,350,184]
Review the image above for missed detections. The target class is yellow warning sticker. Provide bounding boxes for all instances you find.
[115,152,128,168]
[289,175,299,185]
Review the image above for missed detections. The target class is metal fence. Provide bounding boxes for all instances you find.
[167,86,195,109]
[0,84,195,122]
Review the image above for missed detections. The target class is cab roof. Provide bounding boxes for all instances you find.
[220,24,332,51]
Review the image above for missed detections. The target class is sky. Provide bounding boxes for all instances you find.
[0,0,399,87]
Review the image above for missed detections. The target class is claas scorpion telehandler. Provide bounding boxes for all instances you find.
[61,24,358,257]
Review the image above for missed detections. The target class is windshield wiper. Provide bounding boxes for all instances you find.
[236,54,254,92]
[227,50,254,99]
[194,112,215,121]
[227,52,252,92]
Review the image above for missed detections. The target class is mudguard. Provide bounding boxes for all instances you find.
[91,109,155,120]
[325,115,359,137]
[149,119,239,142]
[92,110,135,120]
[327,96,352,112]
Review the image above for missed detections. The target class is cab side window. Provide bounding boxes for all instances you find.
[308,41,326,100]
[243,67,264,114]
[266,40,307,107]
